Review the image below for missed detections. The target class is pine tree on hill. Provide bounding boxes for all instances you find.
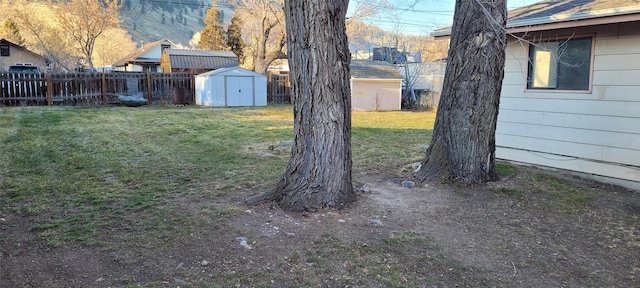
[0,19,24,46]
[226,11,245,64]
[198,0,225,50]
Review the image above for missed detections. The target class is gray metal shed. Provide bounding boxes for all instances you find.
[195,67,267,107]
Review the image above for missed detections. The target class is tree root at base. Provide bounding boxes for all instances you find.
[245,179,285,206]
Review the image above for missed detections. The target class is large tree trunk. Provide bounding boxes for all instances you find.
[416,0,506,184]
[246,0,354,211]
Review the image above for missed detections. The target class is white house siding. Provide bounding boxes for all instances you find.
[116,64,144,72]
[351,80,402,111]
[0,40,47,72]
[497,22,640,189]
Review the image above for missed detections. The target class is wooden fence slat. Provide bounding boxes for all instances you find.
[0,71,201,106]
[47,74,52,106]
[268,73,291,104]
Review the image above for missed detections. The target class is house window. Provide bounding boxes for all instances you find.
[527,36,593,91]
[0,44,9,56]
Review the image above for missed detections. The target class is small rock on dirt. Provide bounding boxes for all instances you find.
[360,184,370,193]
[401,181,416,188]
[369,219,383,226]
[236,237,252,249]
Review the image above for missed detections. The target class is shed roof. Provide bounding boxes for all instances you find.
[165,49,239,70]
[350,60,403,80]
[433,0,640,37]
[196,66,265,78]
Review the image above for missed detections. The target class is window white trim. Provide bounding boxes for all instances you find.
[525,34,595,94]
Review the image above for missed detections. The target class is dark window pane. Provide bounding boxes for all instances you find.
[527,37,592,91]
[0,44,9,57]
[556,38,592,90]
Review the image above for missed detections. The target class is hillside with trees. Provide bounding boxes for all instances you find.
[0,0,447,71]
[1,0,135,70]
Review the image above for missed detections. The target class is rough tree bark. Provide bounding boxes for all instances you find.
[246,0,354,212]
[416,0,506,184]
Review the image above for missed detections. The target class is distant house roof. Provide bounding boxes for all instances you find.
[350,60,403,80]
[432,0,640,37]
[0,38,45,59]
[164,49,238,70]
[113,38,176,67]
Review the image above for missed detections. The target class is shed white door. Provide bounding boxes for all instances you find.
[225,76,254,106]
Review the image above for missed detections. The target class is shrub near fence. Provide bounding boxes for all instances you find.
[0,72,195,107]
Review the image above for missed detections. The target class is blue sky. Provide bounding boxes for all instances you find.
[347,0,543,35]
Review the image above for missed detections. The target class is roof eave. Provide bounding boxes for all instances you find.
[351,77,404,81]
[432,7,640,38]
[508,12,640,33]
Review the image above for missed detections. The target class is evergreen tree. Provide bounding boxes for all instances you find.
[198,0,225,50]
[171,16,175,24]
[0,19,24,45]
[161,13,165,24]
[226,12,245,63]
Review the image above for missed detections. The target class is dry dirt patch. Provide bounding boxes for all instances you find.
[1,166,639,287]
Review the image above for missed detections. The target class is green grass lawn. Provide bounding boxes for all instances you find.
[3,105,637,288]
[0,105,435,246]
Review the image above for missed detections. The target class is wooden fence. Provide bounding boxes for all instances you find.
[267,72,290,104]
[0,71,195,107]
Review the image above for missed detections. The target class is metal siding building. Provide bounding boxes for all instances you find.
[161,49,239,73]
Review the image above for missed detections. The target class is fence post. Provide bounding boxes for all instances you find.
[146,70,153,103]
[101,72,107,105]
[267,71,272,103]
[191,72,196,104]
[46,74,52,106]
